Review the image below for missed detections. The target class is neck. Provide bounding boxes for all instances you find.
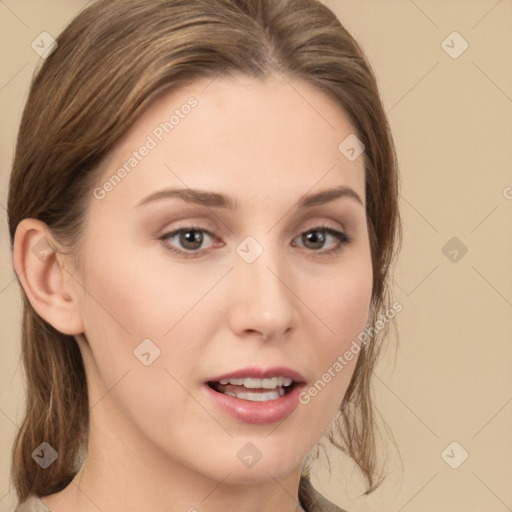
[42,397,306,512]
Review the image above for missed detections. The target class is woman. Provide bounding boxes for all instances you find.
[7,0,401,511]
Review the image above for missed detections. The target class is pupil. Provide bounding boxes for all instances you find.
[303,230,325,249]
[181,230,203,250]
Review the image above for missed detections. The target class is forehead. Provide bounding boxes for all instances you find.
[92,73,366,211]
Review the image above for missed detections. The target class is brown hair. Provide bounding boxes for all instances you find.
[7,0,401,502]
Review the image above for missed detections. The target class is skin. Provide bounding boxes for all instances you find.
[14,73,372,512]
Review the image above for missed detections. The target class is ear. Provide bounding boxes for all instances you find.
[13,218,84,336]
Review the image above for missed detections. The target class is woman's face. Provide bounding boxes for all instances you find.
[71,73,372,484]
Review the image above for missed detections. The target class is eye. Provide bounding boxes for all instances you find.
[160,227,217,258]
[159,225,352,259]
[292,226,352,256]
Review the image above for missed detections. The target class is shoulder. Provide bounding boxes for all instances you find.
[299,475,349,512]
[13,495,51,512]
[15,481,346,512]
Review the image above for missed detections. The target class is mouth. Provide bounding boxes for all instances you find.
[203,368,306,424]
[207,376,297,402]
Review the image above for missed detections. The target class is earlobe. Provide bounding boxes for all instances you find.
[13,218,84,336]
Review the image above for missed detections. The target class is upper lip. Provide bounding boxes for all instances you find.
[205,366,306,383]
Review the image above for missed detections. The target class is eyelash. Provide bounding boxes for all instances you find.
[159,225,352,259]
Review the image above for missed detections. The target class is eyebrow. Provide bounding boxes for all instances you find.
[136,185,364,210]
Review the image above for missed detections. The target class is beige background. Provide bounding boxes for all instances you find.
[1,1,511,511]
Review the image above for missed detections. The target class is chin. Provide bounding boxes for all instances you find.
[221,463,300,486]
[220,444,305,485]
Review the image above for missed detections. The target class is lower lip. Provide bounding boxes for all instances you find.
[203,383,305,424]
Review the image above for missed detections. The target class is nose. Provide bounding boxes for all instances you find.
[228,242,299,342]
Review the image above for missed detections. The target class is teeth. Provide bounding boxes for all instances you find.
[225,389,282,401]
[217,376,293,389]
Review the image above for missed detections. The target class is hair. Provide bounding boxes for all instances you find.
[7,0,401,503]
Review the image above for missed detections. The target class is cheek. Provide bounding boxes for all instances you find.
[76,236,210,431]
[76,229,221,404]
[312,250,373,353]
[298,252,373,415]
[79,228,217,340]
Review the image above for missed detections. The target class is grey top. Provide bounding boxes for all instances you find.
[14,475,347,512]
[299,476,348,512]
[13,495,50,512]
